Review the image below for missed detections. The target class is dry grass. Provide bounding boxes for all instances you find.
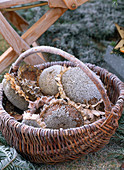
[0,34,9,55]
[0,35,11,81]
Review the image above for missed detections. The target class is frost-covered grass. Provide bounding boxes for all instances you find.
[17,0,124,66]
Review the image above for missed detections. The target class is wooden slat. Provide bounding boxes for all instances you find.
[49,0,88,8]
[48,0,66,8]
[3,11,29,32]
[0,8,67,73]
[21,8,67,45]
[0,12,28,54]
[0,0,47,9]
[114,24,124,52]
[0,44,46,72]
[114,40,124,50]
[0,0,88,10]
[0,12,43,65]
[0,47,18,70]
[3,11,45,61]
[115,23,124,39]
[62,0,78,10]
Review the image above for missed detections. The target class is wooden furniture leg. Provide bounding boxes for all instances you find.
[3,11,45,61]
[2,11,29,32]
[0,8,67,73]
[0,0,46,9]
[0,12,43,65]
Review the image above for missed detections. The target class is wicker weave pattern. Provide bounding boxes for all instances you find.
[0,62,123,163]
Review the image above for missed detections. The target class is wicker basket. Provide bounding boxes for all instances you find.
[0,46,123,164]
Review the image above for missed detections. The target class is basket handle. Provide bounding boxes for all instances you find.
[11,46,112,113]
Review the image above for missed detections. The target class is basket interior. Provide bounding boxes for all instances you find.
[2,62,120,124]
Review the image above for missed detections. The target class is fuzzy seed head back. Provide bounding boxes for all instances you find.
[62,67,101,103]
[2,78,28,110]
[38,65,64,95]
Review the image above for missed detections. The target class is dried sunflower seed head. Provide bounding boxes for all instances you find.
[18,64,40,82]
[38,65,64,95]
[41,103,84,129]
[61,67,102,104]
[3,74,29,110]
[17,64,42,101]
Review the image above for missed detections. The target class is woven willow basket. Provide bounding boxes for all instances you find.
[0,46,124,164]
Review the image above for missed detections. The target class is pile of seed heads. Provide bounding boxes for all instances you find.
[3,64,105,129]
